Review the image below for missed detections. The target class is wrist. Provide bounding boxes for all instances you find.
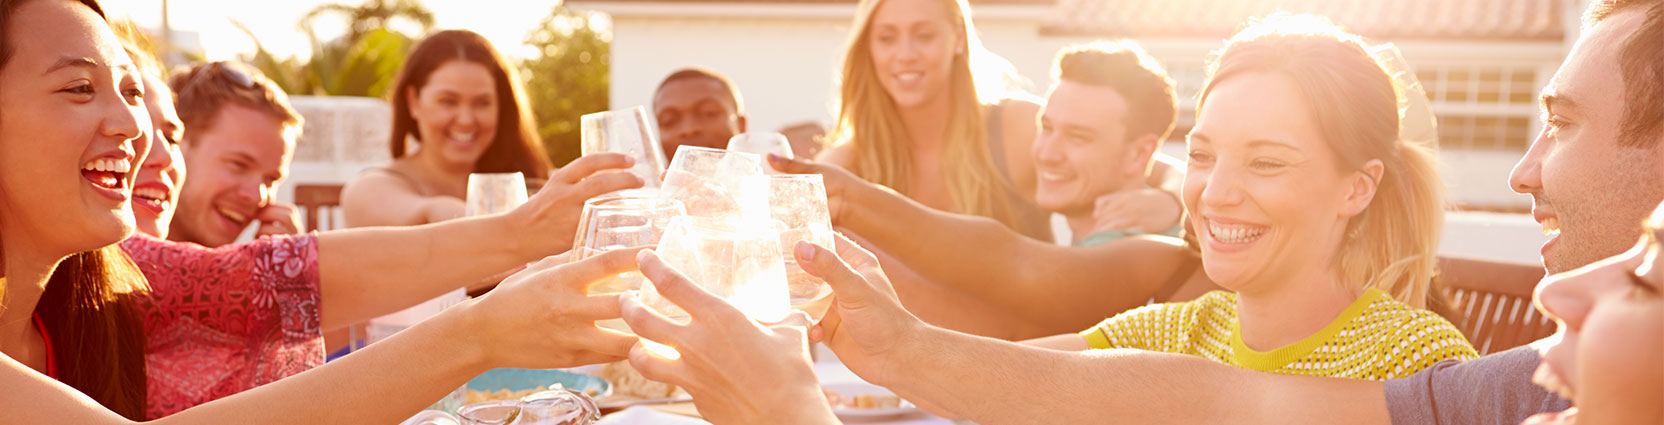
[869,317,936,388]
[432,299,492,375]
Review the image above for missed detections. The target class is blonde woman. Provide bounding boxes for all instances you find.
[1025,15,1476,380]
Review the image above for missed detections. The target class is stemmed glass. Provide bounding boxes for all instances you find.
[581,106,667,188]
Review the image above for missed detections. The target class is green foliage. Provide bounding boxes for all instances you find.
[522,6,612,167]
[236,0,429,98]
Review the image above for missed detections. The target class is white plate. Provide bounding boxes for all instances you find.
[823,382,918,421]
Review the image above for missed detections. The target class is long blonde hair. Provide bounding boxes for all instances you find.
[1198,15,1444,308]
[829,0,1025,225]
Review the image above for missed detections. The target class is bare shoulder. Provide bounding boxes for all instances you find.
[339,165,429,227]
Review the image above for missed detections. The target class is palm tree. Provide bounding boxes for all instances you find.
[299,0,435,49]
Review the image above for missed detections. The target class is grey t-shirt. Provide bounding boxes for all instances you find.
[1385,345,1572,425]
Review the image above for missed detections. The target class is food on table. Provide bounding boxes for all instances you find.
[599,361,679,399]
[821,387,904,409]
[463,385,601,404]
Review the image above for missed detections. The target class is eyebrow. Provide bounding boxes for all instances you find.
[1539,92,1578,114]
[1247,139,1301,152]
[42,56,99,75]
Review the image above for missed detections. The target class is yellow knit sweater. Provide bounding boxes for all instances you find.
[1080,289,1478,380]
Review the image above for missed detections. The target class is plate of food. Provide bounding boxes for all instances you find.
[589,362,693,411]
[822,382,917,421]
[464,368,612,404]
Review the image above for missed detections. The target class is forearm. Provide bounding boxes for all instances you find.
[879,326,1390,425]
[317,214,533,329]
[0,305,486,424]
[845,189,1178,327]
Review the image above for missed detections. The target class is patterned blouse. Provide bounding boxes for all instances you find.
[1080,288,1478,380]
[120,234,325,419]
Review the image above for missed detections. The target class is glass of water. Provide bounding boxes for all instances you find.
[581,106,668,188]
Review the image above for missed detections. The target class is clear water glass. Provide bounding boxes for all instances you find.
[580,105,667,188]
[659,145,769,223]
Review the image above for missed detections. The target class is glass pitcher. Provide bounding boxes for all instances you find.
[401,385,600,425]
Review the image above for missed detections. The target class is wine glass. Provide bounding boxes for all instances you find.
[465,172,530,216]
[581,106,667,188]
[637,216,792,357]
[759,174,835,319]
[572,191,686,295]
[726,132,794,174]
[659,145,768,223]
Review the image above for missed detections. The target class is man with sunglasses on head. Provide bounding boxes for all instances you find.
[165,60,304,247]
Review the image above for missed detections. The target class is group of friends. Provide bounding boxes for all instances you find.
[0,0,1659,424]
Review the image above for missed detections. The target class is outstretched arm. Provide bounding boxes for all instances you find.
[0,249,642,424]
[317,154,643,330]
[769,155,1186,330]
[801,236,1391,425]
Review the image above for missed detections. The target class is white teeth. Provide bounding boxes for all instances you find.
[449,131,477,143]
[1542,217,1561,237]
[218,207,248,224]
[1039,171,1067,182]
[897,72,922,82]
[1532,365,1576,400]
[1208,221,1266,244]
[133,187,167,201]
[81,158,132,173]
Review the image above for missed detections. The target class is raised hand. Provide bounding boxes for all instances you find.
[798,235,925,386]
[509,153,644,253]
[253,201,303,236]
[1091,187,1183,235]
[619,250,838,425]
[462,247,644,369]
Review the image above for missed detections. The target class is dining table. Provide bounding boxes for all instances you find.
[594,349,961,425]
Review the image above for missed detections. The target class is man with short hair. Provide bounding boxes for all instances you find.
[652,67,746,161]
[166,60,304,247]
[1033,41,1180,246]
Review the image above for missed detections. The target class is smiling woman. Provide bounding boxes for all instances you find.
[340,29,550,228]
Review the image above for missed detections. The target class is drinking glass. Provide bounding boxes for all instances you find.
[638,216,792,356]
[581,106,667,188]
[725,132,794,173]
[402,386,599,425]
[571,192,686,295]
[759,174,835,316]
[659,145,768,223]
[466,172,530,216]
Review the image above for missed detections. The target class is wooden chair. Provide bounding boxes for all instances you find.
[292,184,344,232]
[1435,256,1555,355]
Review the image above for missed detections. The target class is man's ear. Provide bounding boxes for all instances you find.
[1340,159,1385,217]
[1126,133,1161,179]
[735,114,748,133]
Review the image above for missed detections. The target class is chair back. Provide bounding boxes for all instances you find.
[1435,256,1555,355]
[293,184,345,232]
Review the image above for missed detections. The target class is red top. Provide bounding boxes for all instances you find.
[31,313,57,379]
[120,234,324,419]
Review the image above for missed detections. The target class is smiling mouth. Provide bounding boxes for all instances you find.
[449,130,479,147]
[1532,363,1577,401]
[1541,217,1561,237]
[134,187,170,211]
[82,157,132,191]
[895,72,922,83]
[1207,220,1267,244]
[1038,171,1071,182]
[217,206,250,226]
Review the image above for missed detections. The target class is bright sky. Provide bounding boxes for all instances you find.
[103,0,580,61]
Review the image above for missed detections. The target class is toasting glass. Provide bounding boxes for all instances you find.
[580,106,667,188]
[726,132,794,174]
[637,216,792,357]
[571,191,686,295]
[759,174,835,318]
[659,145,769,223]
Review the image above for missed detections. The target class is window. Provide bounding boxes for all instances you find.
[1416,65,1543,151]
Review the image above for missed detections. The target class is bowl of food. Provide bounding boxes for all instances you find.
[465,368,612,404]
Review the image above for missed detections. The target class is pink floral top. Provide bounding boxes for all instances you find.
[120,234,324,419]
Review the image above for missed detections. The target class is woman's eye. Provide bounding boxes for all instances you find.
[1250,159,1288,170]
[62,84,95,95]
[1187,151,1215,164]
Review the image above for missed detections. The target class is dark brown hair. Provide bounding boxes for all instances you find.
[0,0,150,419]
[388,29,550,178]
[1586,0,1664,147]
[1054,40,1178,143]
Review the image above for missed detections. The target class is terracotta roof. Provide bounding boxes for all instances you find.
[1042,0,1565,41]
